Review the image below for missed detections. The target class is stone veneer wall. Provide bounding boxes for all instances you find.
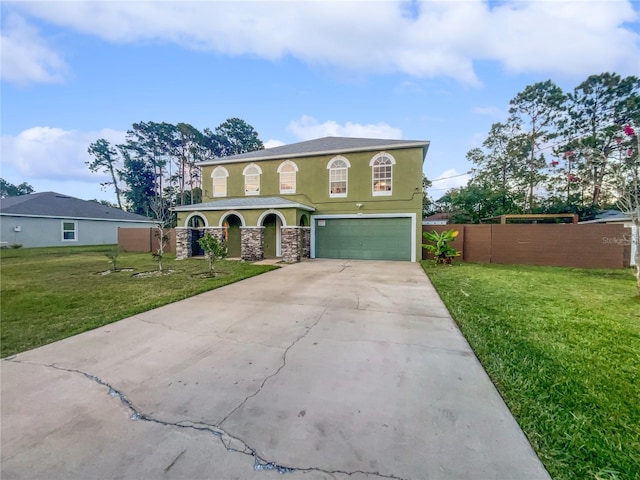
[176,227,226,260]
[281,227,301,263]
[241,227,264,261]
[302,227,311,258]
[203,227,226,244]
[175,228,191,260]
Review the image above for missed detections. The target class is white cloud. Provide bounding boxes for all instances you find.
[5,1,638,86]
[0,13,68,85]
[430,168,471,193]
[264,139,286,149]
[1,127,126,183]
[288,115,403,140]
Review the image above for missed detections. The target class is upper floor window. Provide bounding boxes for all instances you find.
[243,163,262,195]
[370,152,395,196]
[327,156,350,198]
[211,166,229,197]
[277,160,298,194]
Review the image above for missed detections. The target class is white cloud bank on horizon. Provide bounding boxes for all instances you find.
[1,127,127,184]
[3,0,638,86]
[288,115,403,140]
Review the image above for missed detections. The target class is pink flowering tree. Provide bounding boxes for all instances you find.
[617,124,639,295]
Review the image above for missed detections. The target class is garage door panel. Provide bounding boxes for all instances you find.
[315,217,411,261]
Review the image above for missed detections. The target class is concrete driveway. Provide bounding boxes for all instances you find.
[1,259,549,480]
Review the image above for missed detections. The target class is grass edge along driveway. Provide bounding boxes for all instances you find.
[0,246,277,358]
[422,262,639,480]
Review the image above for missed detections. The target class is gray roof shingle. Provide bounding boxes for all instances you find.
[0,192,153,222]
[198,136,430,165]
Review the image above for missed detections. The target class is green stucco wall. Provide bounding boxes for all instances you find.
[176,146,425,259]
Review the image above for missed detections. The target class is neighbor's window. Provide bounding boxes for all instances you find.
[211,166,229,197]
[243,163,262,195]
[327,156,350,198]
[278,160,298,194]
[370,153,395,196]
[62,221,77,241]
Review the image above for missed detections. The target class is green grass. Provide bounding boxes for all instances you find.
[421,262,640,480]
[0,245,277,358]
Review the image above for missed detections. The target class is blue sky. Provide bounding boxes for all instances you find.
[2,0,639,203]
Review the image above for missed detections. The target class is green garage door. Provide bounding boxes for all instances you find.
[315,217,411,261]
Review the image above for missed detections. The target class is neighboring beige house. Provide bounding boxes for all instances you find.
[0,192,154,248]
[422,212,450,225]
[174,136,430,262]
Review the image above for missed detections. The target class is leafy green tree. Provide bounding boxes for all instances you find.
[558,73,640,207]
[207,118,264,157]
[438,184,520,224]
[124,121,176,199]
[467,120,528,211]
[174,123,205,205]
[87,138,123,209]
[198,232,228,275]
[508,80,566,211]
[120,148,156,215]
[422,175,434,217]
[615,124,640,295]
[0,179,34,197]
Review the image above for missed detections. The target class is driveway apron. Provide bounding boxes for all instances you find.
[1,259,550,480]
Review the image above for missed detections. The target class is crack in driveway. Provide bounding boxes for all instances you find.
[218,307,327,426]
[134,317,286,350]
[3,307,408,479]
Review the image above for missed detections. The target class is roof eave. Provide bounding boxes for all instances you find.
[196,140,431,166]
[174,203,316,212]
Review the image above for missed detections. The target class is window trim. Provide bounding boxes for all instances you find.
[211,166,229,197]
[277,160,298,194]
[242,163,262,196]
[61,220,77,242]
[327,156,350,198]
[370,152,395,196]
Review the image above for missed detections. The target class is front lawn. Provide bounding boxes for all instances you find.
[0,246,277,358]
[421,262,639,480]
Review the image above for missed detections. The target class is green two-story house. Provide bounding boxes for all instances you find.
[174,136,429,262]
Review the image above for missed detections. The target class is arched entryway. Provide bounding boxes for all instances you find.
[223,214,242,258]
[262,213,282,258]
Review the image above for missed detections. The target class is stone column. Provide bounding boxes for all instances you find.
[203,227,226,244]
[175,228,191,260]
[281,227,301,263]
[301,227,311,258]
[241,227,264,261]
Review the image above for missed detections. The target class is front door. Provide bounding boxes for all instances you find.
[263,214,280,258]
[191,229,204,256]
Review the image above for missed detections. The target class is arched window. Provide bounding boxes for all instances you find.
[277,160,298,194]
[211,166,229,197]
[327,156,350,198]
[370,152,395,196]
[243,163,262,195]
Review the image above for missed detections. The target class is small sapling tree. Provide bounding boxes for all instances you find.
[105,247,120,272]
[149,197,172,272]
[198,232,227,276]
